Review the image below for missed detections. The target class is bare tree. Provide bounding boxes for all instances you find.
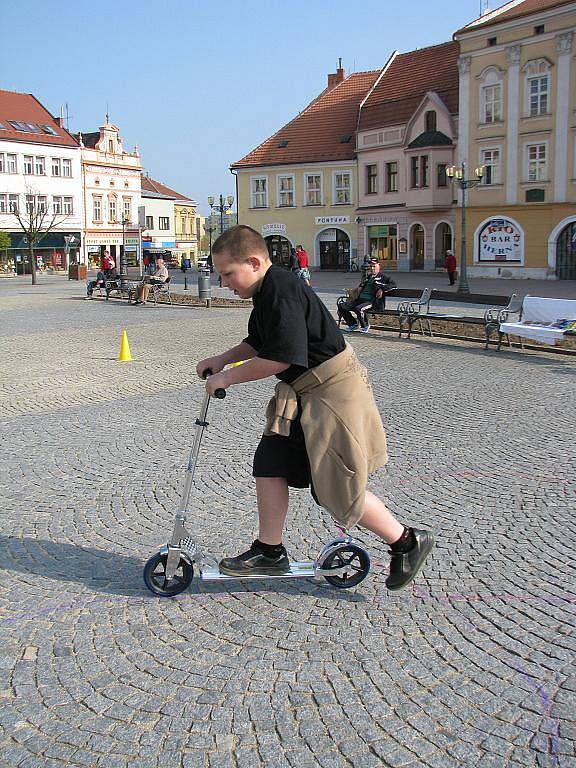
[9,188,71,285]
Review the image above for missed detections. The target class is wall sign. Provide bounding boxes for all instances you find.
[315,216,350,225]
[478,218,523,262]
[261,223,286,236]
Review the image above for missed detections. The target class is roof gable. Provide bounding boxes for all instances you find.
[231,69,380,168]
[141,175,194,201]
[456,0,575,33]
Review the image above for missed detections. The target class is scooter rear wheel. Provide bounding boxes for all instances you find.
[321,544,370,588]
[143,551,194,597]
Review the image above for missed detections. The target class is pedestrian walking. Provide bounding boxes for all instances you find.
[445,250,457,286]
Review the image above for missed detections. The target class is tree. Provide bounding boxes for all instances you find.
[0,231,11,274]
[9,188,71,285]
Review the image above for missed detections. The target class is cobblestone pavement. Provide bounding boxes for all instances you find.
[1,277,575,768]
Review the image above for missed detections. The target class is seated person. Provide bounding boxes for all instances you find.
[86,251,116,297]
[338,259,396,333]
[133,258,168,305]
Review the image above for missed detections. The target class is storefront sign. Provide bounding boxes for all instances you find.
[87,246,100,253]
[86,236,123,246]
[125,237,139,246]
[315,216,350,225]
[368,226,389,238]
[261,223,286,236]
[478,218,522,262]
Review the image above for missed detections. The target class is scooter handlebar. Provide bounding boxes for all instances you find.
[201,368,227,399]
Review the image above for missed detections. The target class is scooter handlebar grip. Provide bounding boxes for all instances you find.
[213,389,227,399]
[201,367,212,379]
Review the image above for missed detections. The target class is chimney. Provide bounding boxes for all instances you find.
[54,116,64,128]
[327,57,345,90]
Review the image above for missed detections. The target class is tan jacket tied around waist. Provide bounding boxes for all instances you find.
[264,344,388,528]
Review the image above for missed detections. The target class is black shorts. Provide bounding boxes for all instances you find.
[253,413,311,489]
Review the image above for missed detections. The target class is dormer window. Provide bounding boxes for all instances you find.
[425,111,437,132]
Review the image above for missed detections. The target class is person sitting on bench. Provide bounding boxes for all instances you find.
[86,251,116,298]
[133,258,168,305]
[339,259,396,333]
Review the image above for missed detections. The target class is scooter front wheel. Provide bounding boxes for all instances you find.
[143,551,194,597]
[321,544,370,588]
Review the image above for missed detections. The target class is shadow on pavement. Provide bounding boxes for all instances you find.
[0,535,367,602]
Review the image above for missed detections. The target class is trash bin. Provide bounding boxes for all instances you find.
[68,264,87,281]
[198,269,211,306]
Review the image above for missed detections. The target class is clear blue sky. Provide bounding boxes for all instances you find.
[1,0,482,215]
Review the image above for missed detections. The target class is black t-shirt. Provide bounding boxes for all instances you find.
[243,266,345,383]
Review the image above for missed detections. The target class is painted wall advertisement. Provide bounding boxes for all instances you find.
[478,218,522,262]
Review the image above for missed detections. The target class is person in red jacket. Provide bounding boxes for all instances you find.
[445,249,457,285]
[295,244,311,286]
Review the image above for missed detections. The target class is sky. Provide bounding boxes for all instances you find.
[1,0,485,215]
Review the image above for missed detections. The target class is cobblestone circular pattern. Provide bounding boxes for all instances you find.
[0,277,575,768]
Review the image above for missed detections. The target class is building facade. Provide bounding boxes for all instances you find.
[141,176,196,267]
[232,67,380,269]
[455,0,576,279]
[78,123,142,268]
[356,43,460,272]
[0,89,83,274]
[175,199,198,266]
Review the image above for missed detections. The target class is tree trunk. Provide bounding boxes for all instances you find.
[28,244,37,285]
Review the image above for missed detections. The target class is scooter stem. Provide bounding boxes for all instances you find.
[179,390,212,513]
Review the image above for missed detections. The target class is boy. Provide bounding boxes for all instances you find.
[196,226,433,591]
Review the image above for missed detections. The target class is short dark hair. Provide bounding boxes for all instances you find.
[212,225,269,262]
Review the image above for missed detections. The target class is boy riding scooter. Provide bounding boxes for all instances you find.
[196,226,434,591]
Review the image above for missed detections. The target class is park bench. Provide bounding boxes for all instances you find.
[396,287,515,342]
[104,278,133,301]
[492,296,576,350]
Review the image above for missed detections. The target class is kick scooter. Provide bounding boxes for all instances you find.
[143,373,371,597]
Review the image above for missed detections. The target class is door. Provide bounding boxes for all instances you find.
[435,223,452,268]
[556,222,576,280]
[411,224,424,270]
[319,229,350,269]
[265,235,291,268]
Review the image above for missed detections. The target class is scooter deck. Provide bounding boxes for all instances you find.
[200,560,317,581]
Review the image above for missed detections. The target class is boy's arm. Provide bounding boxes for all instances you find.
[196,342,257,379]
[205,355,289,395]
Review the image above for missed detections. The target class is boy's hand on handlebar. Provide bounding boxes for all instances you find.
[205,371,228,396]
[196,356,224,379]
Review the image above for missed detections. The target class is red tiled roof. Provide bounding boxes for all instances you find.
[231,70,380,168]
[358,42,460,132]
[0,89,78,147]
[141,175,193,201]
[456,0,574,33]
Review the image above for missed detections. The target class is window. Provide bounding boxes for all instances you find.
[40,124,58,136]
[63,197,73,214]
[528,75,549,115]
[277,175,294,207]
[8,120,27,132]
[108,140,114,153]
[437,163,448,187]
[24,156,33,174]
[333,172,351,204]
[109,197,117,222]
[527,143,547,181]
[52,158,61,176]
[250,176,268,208]
[480,148,501,184]
[386,162,398,192]
[425,111,437,132]
[123,198,131,222]
[93,197,102,221]
[534,24,545,35]
[62,159,72,177]
[159,217,170,230]
[421,156,429,188]
[366,164,377,194]
[0,194,6,213]
[6,154,16,173]
[37,195,47,213]
[9,194,18,212]
[487,37,497,46]
[0,154,3,173]
[411,156,419,188]
[145,215,153,229]
[483,84,502,123]
[35,156,45,175]
[26,194,35,214]
[305,174,322,205]
[53,196,63,214]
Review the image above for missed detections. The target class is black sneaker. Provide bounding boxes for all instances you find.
[219,540,290,577]
[385,528,435,591]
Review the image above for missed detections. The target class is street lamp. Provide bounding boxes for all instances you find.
[120,213,130,288]
[64,234,78,268]
[205,222,216,272]
[446,162,485,295]
[208,194,235,237]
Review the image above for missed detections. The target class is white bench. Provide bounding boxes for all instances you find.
[498,296,576,349]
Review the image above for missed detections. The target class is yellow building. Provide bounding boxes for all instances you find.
[455,0,576,279]
[174,199,198,266]
[231,66,379,270]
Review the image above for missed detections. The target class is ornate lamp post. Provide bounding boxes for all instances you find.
[205,222,216,272]
[208,194,235,237]
[446,163,484,295]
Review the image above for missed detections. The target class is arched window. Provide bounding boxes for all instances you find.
[478,66,504,124]
[522,58,552,117]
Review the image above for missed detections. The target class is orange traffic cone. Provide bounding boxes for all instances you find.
[119,330,132,362]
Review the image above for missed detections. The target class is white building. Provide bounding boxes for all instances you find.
[77,122,142,269]
[0,89,83,274]
[140,176,181,266]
